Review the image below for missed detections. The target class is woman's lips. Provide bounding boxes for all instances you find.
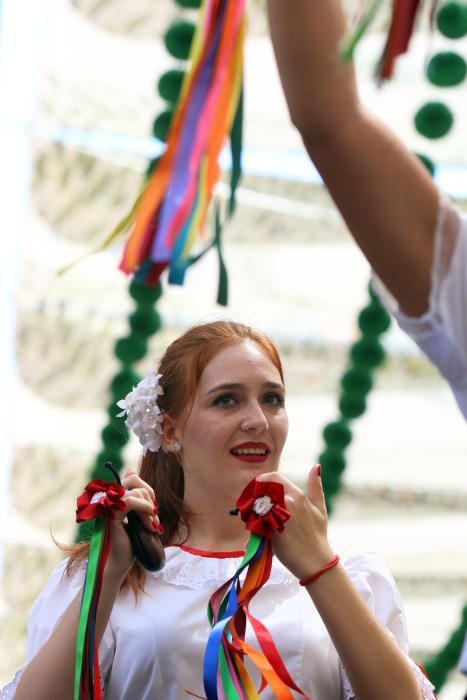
[230,442,270,463]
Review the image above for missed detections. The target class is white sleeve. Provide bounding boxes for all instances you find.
[339,551,437,700]
[0,559,115,698]
[372,195,467,419]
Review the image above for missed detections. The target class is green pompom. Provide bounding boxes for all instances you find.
[350,338,385,369]
[129,308,162,337]
[340,367,373,398]
[101,424,129,450]
[110,369,141,401]
[415,152,436,176]
[114,335,148,364]
[358,301,391,337]
[319,448,347,474]
[129,279,162,305]
[158,69,185,104]
[414,101,454,139]
[152,109,175,142]
[174,0,202,7]
[427,51,467,87]
[437,2,467,39]
[339,393,367,420]
[164,20,196,60]
[323,420,352,449]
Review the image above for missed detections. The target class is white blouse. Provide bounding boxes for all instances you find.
[1,546,435,699]
[373,195,467,418]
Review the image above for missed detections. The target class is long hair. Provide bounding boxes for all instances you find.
[66,320,284,593]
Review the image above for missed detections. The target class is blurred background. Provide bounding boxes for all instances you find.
[0,0,466,696]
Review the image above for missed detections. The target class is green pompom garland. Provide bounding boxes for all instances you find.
[318,287,390,514]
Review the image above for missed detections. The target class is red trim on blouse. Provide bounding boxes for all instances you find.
[167,544,246,559]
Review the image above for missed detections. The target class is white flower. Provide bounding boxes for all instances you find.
[90,491,106,505]
[253,495,273,516]
[116,371,165,454]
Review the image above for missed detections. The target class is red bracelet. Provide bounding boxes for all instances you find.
[299,554,340,586]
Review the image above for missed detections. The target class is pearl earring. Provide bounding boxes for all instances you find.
[173,442,182,453]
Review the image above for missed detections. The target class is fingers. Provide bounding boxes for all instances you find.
[307,464,327,518]
[116,468,162,533]
[121,469,156,503]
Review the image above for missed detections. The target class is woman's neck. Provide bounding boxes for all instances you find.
[172,502,249,552]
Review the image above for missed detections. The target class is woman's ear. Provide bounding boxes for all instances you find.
[161,413,180,453]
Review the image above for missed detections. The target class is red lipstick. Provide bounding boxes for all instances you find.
[230,442,270,463]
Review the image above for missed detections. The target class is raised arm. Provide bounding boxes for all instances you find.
[267,0,439,317]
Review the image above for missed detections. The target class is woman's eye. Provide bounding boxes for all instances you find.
[213,394,237,407]
[263,393,285,406]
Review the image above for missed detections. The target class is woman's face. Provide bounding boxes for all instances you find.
[177,340,288,497]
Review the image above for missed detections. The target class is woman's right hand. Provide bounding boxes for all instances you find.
[106,468,160,580]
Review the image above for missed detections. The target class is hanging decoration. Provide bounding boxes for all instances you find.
[61,0,243,307]
[202,478,312,699]
[318,287,390,515]
[423,604,467,690]
[116,0,245,289]
[416,2,467,690]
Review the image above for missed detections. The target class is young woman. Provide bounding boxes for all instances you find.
[267,0,467,418]
[4,321,434,699]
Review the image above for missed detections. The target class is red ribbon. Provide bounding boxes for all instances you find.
[76,480,126,523]
[235,479,290,538]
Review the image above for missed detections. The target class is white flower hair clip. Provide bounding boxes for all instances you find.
[117,371,165,454]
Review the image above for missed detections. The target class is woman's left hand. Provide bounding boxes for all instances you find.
[256,466,335,581]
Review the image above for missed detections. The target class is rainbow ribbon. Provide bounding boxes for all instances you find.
[118,0,245,288]
[203,479,310,699]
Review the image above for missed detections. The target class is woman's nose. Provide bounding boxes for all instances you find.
[240,403,269,432]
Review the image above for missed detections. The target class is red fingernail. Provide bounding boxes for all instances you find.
[153,506,159,515]
[155,523,164,534]
[317,465,322,477]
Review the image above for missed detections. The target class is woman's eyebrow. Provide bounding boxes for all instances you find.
[205,381,284,396]
[206,382,244,396]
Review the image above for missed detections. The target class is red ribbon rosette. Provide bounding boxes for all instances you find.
[76,480,126,523]
[235,478,291,538]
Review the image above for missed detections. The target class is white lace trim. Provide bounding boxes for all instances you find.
[341,659,436,700]
[152,547,296,590]
[0,668,25,699]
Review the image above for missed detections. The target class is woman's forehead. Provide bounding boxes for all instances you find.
[199,341,282,388]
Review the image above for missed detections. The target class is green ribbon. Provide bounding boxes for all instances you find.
[74,517,106,700]
[228,86,243,217]
[340,0,384,62]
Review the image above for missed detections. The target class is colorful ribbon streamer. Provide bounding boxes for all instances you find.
[341,0,439,82]
[74,479,126,700]
[203,479,310,700]
[118,0,245,287]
